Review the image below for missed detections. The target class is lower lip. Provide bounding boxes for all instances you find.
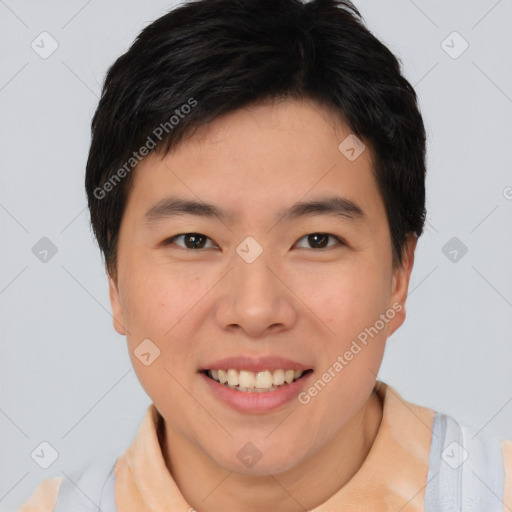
[200,371,313,414]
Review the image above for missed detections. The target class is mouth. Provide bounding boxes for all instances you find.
[201,368,314,393]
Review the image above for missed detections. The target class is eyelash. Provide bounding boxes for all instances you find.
[163,233,346,251]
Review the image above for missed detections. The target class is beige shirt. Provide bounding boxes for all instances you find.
[17,381,512,511]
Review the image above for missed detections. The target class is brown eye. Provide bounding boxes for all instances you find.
[295,233,344,249]
[165,233,217,249]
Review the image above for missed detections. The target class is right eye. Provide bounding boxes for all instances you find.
[163,233,219,250]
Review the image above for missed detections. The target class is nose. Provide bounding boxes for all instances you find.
[214,248,299,339]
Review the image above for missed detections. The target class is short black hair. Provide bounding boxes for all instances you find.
[85,0,427,277]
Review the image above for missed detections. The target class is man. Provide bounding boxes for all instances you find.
[18,0,512,510]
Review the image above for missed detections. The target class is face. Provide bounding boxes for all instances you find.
[109,97,416,475]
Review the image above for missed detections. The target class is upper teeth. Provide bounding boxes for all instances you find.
[208,369,304,390]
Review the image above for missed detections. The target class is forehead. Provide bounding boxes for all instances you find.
[125,97,383,228]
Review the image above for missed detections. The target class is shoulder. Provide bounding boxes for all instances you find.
[14,453,119,512]
[425,411,511,512]
[501,439,512,511]
[15,477,62,512]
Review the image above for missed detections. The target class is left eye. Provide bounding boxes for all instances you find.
[164,232,344,250]
[295,233,344,249]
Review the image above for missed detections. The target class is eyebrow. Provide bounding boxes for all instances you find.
[144,195,366,225]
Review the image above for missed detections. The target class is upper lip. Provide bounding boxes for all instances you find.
[200,356,312,373]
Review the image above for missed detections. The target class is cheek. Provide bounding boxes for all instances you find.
[120,258,201,338]
[122,278,169,337]
[304,262,391,339]
[121,271,198,399]
[120,264,214,382]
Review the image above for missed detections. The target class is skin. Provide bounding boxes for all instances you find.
[108,97,417,512]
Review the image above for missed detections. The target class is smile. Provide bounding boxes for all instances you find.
[204,368,313,393]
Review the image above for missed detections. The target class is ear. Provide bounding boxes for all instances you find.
[387,234,418,337]
[108,273,127,335]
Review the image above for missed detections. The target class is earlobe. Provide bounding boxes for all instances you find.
[108,275,127,335]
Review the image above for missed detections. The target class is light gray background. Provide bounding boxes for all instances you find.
[1,0,511,509]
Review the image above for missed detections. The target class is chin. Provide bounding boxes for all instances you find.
[207,438,308,476]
